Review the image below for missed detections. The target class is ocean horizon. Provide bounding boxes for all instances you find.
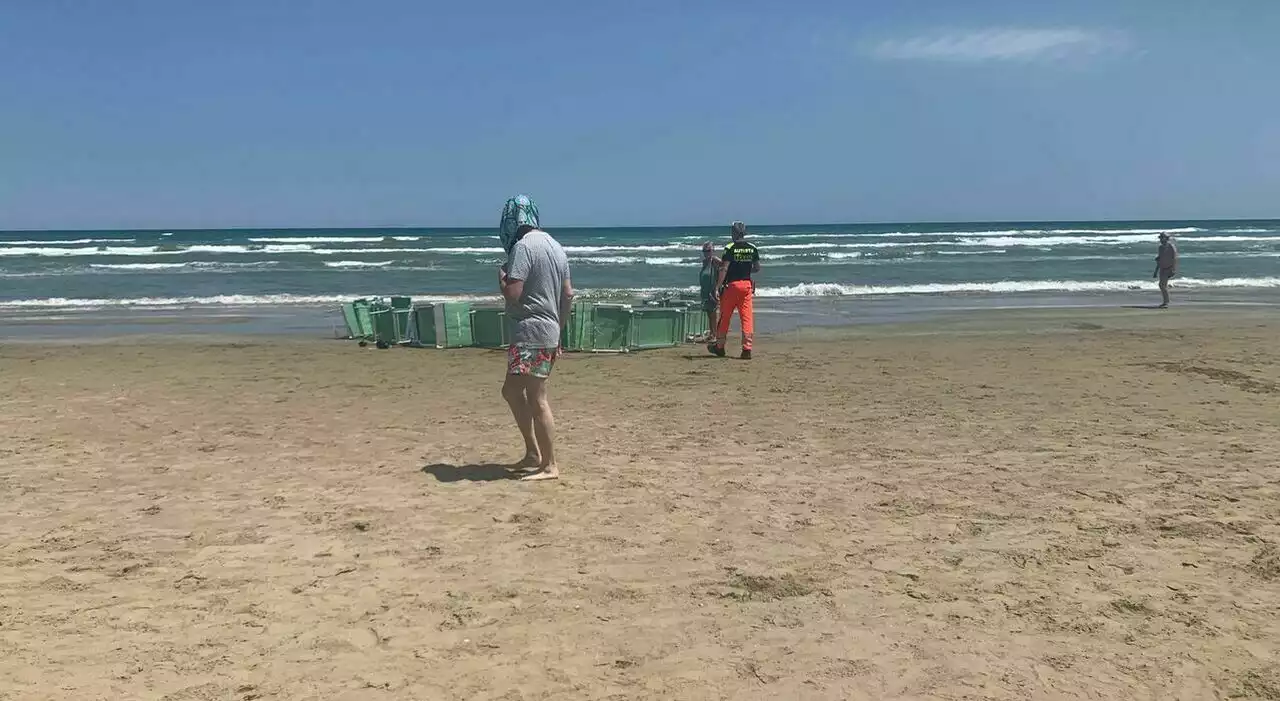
[2,219,1278,315]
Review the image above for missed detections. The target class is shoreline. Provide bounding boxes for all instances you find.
[0,291,1274,346]
[0,287,1276,343]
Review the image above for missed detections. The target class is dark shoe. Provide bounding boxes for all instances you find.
[707,343,726,357]
[740,349,752,360]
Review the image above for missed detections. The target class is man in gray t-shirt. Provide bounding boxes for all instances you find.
[504,230,570,348]
[498,195,573,481]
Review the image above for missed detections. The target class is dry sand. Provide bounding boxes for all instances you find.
[1,308,1278,700]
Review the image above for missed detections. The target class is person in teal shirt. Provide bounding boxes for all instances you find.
[698,241,721,342]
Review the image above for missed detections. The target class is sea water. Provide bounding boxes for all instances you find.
[1,220,1277,337]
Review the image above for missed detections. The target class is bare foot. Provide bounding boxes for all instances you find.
[519,465,560,482]
[514,453,541,469]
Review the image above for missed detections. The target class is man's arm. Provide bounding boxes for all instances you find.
[559,275,574,331]
[752,246,761,274]
[500,244,529,304]
[500,273,524,304]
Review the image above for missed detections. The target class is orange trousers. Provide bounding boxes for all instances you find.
[716,280,754,350]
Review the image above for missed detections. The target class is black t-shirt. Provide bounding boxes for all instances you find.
[721,241,759,284]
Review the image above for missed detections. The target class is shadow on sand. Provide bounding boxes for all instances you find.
[1121,305,1168,310]
[421,463,526,483]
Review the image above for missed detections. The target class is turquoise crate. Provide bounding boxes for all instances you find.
[682,306,710,339]
[559,302,694,352]
[414,302,474,348]
[342,298,375,339]
[340,301,364,339]
[584,304,633,352]
[630,307,684,349]
[470,307,508,349]
[370,308,400,345]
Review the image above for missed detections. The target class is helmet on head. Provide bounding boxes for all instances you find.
[500,195,540,253]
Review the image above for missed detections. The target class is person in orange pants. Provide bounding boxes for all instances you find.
[708,221,761,359]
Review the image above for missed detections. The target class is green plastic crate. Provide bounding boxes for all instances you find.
[470,307,508,349]
[340,302,363,339]
[558,302,696,352]
[686,307,710,339]
[370,308,400,344]
[630,307,684,349]
[345,298,375,339]
[392,308,412,343]
[414,302,474,348]
[561,300,594,352]
[584,304,634,352]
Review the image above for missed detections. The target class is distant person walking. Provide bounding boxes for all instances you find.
[708,221,761,359]
[698,241,721,342]
[498,195,573,481]
[1154,232,1179,308]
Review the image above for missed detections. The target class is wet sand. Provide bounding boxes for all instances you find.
[1,308,1278,700]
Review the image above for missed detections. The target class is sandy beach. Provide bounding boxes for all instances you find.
[2,307,1278,700]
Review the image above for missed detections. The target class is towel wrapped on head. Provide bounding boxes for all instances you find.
[500,195,540,254]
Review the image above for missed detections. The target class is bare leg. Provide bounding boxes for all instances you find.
[706,309,717,342]
[520,377,559,481]
[1159,276,1170,308]
[501,375,539,465]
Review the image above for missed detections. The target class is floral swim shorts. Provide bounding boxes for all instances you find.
[507,345,559,378]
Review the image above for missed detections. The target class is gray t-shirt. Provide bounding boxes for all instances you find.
[505,230,570,348]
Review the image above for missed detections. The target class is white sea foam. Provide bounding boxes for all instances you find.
[0,238,137,246]
[765,242,924,251]
[322,260,395,268]
[188,261,281,269]
[184,244,315,254]
[572,256,693,266]
[753,227,1207,240]
[0,293,492,310]
[750,277,1280,297]
[249,236,423,244]
[6,277,1276,311]
[948,232,1276,247]
[13,261,283,275]
[89,263,188,271]
[0,294,360,309]
[0,246,163,257]
[249,236,378,244]
[0,244,318,257]
[1179,235,1280,243]
[562,244,688,254]
[1046,227,1202,235]
[311,248,436,255]
[958,234,1156,247]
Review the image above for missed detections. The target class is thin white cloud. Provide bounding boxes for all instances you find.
[869,28,1128,63]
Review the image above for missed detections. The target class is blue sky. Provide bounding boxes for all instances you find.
[2,0,1278,229]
